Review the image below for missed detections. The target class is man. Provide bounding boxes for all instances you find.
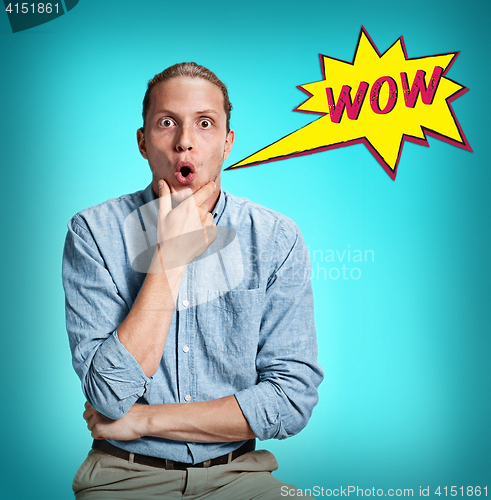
[63,62,323,499]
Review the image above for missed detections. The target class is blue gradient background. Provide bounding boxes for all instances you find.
[0,0,489,498]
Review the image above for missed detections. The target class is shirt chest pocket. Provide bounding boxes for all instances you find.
[196,289,262,354]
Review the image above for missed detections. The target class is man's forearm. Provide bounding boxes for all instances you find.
[117,257,186,378]
[85,395,256,443]
[143,395,256,442]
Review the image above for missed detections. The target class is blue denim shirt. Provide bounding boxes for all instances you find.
[63,183,323,463]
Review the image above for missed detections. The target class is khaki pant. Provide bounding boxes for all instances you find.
[73,449,311,499]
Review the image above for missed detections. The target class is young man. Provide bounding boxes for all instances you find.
[63,62,323,499]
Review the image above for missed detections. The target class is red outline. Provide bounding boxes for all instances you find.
[226,26,472,180]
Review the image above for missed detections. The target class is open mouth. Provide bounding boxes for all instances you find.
[175,162,196,184]
[180,166,191,177]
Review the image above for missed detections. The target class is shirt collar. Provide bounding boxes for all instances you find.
[211,189,226,222]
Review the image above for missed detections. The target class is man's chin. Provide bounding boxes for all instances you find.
[155,174,220,200]
[175,177,218,193]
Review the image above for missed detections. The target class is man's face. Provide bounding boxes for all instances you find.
[137,76,234,202]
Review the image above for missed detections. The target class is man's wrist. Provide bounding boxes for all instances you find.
[131,404,155,438]
[138,404,167,438]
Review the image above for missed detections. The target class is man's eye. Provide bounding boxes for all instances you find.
[160,119,173,127]
[199,120,211,128]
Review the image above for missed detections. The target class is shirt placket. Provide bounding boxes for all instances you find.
[176,263,195,404]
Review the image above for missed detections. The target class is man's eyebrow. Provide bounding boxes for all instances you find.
[153,109,175,116]
[196,109,220,115]
[152,108,220,116]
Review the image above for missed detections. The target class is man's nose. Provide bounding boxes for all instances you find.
[176,126,193,152]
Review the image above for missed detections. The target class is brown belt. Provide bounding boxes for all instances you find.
[92,439,255,470]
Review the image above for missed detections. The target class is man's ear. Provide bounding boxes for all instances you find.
[137,128,148,159]
[223,129,235,161]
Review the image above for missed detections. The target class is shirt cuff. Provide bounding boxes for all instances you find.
[234,383,283,441]
[90,330,150,401]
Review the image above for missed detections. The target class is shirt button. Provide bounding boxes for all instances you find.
[182,345,189,353]
[184,394,191,402]
[182,300,189,307]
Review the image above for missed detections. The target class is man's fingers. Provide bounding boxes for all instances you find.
[83,402,95,422]
[84,409,106,438]
[205,212,214,226]
[158,179,172,216]
[193,181,217,209]
[204,224,218,247]
[202,214,217,247]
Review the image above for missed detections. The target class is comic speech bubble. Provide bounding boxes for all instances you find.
[227,27,472,180]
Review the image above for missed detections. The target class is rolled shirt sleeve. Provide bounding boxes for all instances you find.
[63,215,150,420]
[235,219,324,440]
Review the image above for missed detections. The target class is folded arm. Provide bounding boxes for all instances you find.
[84,395,255,443]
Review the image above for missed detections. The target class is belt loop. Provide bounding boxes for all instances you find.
[165,459,174,470]
[227,452,233,463]
[128,453,135,464]
[202,459,211,468]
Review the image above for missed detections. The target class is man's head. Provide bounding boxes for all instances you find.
[137,63,235,206]
[141,62,232,133]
